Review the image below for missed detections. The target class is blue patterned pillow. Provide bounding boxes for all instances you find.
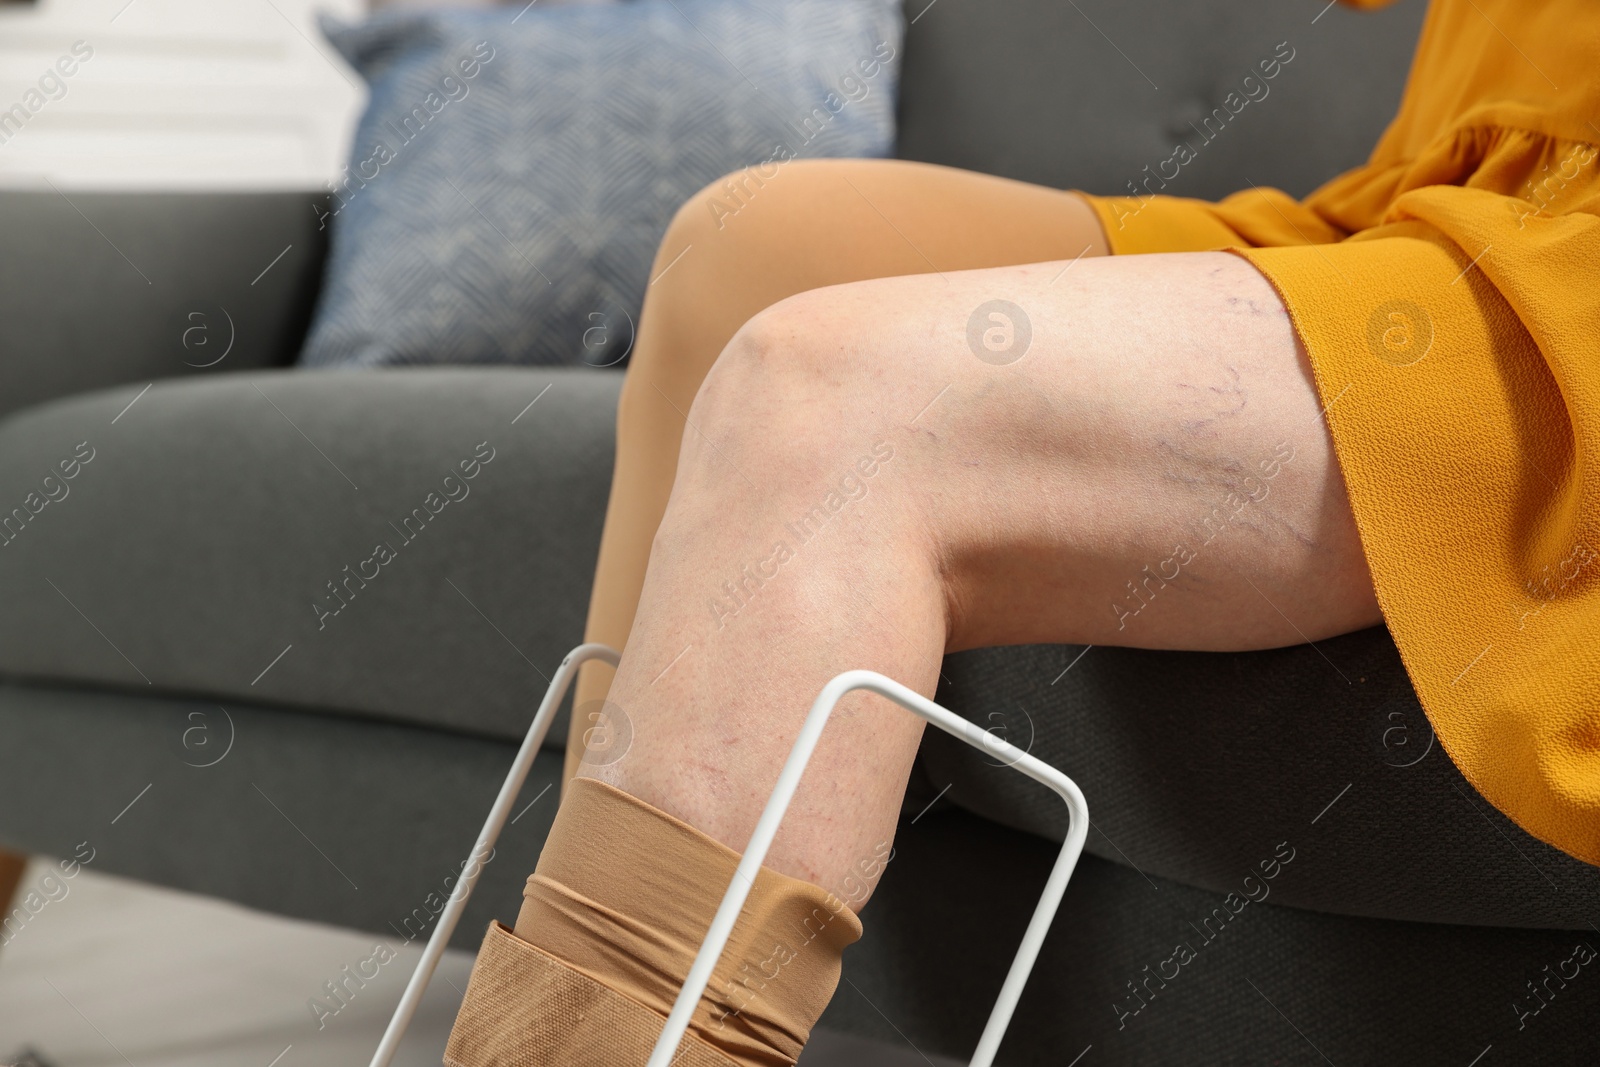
[299,0,903,369]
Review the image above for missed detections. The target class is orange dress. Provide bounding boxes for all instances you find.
[1083,0,1600,866]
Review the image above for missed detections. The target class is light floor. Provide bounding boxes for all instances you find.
[0,861,944,1067]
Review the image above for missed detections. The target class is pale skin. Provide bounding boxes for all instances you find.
[573,159,1380,908]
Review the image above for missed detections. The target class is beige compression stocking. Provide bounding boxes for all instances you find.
[445,777,861,1067]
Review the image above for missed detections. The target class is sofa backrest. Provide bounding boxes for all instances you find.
[0,0,1427,421]
[895,0,1426,201]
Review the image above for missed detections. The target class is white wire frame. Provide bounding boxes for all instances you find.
[370,642,620,1067]
[646,669,1088,1067]
[373,647,1089,1067]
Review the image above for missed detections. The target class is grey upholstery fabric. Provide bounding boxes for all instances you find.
[895,0,1427,200]
[0,192,328,421]
[1,680,1591,1065]
[923,641,1600,929]
[0,681,563,950]
[832,804,1600,1066]
[0,367,618,743]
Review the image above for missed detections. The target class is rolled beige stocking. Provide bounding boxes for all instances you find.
[445,777,862,1066]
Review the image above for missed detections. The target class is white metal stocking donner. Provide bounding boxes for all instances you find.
[371,643,1089,1067]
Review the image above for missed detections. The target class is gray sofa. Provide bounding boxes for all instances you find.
[3,1,1598,1063]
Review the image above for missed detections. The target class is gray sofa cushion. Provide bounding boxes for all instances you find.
[1,367,1595,931]
[921,641,1600,929]
[0,681,565,951]
[0,367,618,743]
[835,799,1600,1066]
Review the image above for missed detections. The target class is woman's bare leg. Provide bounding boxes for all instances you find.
[580,249,1380,903]
[565,159,1111,784]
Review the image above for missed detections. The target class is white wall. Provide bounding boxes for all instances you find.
[0,0,366,190]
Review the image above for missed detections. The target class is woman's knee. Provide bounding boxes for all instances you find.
[652,163,794,278]
[663,158,851,250]
[626,164,841,399]
[690,289,889,451]
[667,286,937,557]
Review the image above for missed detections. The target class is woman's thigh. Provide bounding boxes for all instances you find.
[678,248,1382,657]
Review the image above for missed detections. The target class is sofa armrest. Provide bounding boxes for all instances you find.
[0,191,329,420]
[0,366,619,743]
